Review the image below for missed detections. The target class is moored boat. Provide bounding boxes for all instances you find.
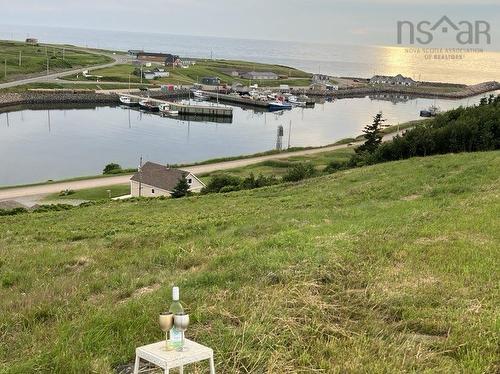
[420,105,440,117]
[191,89,209,100]
[139,99,160,112]
[268,99,293,111]
[159,103,179,116]
[119,96,139,106]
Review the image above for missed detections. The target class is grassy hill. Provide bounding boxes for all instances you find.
[0,40,113,82]
[0,151,499,373]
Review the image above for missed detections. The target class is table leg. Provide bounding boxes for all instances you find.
[133,355,140,374]
[209,354,215,374]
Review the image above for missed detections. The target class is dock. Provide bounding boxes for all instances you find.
[118,93,233,117]
[203,91,270,109]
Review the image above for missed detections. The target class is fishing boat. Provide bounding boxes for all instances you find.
[119,95,139,106]
[420,105,440,117]
[191,89,209,100]
[268,99,293,111]
[139,99,160,112]
[287,95,306,107]
[159,103,179,116]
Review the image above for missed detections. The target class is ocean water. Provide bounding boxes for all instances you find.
[0,24,499,84]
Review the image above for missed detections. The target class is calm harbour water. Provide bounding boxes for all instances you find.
[0,92,495,186]
[1,25,499,84]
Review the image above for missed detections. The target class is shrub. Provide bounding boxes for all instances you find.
[323,160,348,174]
[202,174,242,194]
[282,163,316,182]
[103,163,122,175]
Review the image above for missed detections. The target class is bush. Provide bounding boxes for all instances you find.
[282,163,316,182]
[103,163,122,175]
[323,160,348,174]
[202,174,242,194]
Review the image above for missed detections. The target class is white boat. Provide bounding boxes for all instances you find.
[139,99,160,112]
[119,96,139,106]
[268,100,293,111]
[191,89,208,100]
[159,103,179,116]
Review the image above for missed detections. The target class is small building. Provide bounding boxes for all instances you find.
[312,74,330,82]
[201,76,221,86]
[128,49,144,57]
[137,52,181,66]
[165,54,181,67]
[25,38,38,45]
[241,71,278,80]
[370,74,416,86]
[130,162,205,198]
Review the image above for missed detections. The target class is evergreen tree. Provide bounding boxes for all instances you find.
[355,112,385,154]
[171,176,190,198]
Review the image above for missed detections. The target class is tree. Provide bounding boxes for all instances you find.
[355,112,385,154]
[103,163,122,174]
[171,176,190,198]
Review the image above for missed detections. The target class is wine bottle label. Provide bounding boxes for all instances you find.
[170,327,182,343]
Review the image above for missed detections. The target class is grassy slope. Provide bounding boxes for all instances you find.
[65,59,313,87]
[0,152,499,373]
[0,40,113,82]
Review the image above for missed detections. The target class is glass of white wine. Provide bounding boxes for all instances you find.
[159,312,174,350]
[173,313,190,351]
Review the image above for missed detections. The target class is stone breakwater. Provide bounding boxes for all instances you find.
[0,89,190,110]
[291,81,500,99]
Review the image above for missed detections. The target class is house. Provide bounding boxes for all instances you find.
[165,54,181,67]
[130,162,205,197]
[137,52,181,66]
[128,49,144,57]
[241,71,278,80]
[370,74,417,86]
[201,76,221,85]
[25,38,38,45]
[312,74,330,83]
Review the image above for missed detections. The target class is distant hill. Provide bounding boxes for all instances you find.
[0,151,499,373]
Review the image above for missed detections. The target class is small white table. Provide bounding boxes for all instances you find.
[133,339,215,374]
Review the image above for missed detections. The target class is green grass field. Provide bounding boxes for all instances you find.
[65,59,314,87]
[1,151,499,373]
[0,40,113,82]
[45,184,130,201]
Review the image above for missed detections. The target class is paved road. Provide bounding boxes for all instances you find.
[0,142,357,201]
[0,50,129,89]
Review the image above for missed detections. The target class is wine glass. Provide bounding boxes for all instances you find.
[159,312,174,349]
[173,313,190,351]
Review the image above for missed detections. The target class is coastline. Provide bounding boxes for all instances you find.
[0,80,498,111]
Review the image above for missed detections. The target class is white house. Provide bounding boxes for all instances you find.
[130,162,205,197]
[370,74,417,86]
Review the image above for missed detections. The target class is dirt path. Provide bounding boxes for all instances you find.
[0,132,405,202]
[0,143,355,201]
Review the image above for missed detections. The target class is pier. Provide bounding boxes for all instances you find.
[118,93,233,117]
[203,91,271,109]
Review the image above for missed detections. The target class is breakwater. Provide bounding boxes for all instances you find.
[0,89,190,111]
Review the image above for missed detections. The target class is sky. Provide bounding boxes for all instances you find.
[1,0,499,48]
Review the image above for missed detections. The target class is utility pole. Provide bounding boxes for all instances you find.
[4,58,6,78]
[46,57,49,75]
[140,64,143,84]
[138,156,143,197]
[19,51,22,66]
[62,48,65,61]
[288,120,292,149]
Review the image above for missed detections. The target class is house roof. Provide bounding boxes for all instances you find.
[131,162,190,192]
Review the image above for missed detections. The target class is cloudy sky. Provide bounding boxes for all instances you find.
[1,0,499,47]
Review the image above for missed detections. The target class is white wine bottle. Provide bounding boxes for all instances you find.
[169,286,184,349]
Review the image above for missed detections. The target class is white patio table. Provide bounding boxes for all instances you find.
[133,339,215,374]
